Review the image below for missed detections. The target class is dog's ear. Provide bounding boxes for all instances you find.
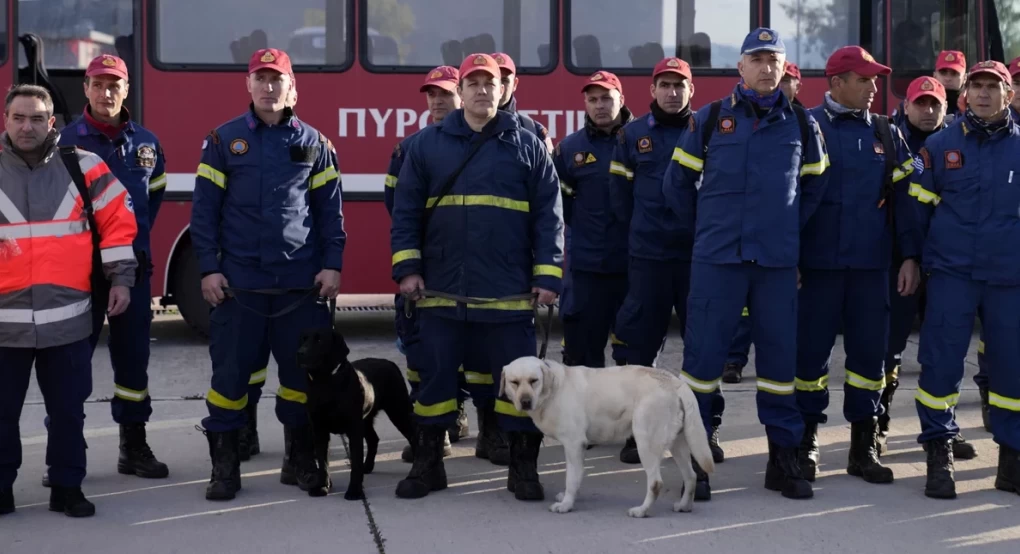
[498,368,507,398]
[539,360,554,396]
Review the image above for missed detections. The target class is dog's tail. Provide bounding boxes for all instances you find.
[678,382,716,475]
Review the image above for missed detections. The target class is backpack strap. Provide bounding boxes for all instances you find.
[791,103,811,165]
[700,99,723,156]
[872,115,898,229]
[58,146,107,295]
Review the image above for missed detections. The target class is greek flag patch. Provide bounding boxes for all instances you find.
[911,155,925,176]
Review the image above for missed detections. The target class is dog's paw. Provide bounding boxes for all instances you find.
[627,506,650,518]
[344,487,366,501]
[549,501,574,514]
[555,492,565,502]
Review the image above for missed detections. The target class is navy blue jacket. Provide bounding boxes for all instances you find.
[799,105,920,269]
[191,106,346,289]
[910,117,1020,285]
[664,87,830,268]
[609,110,694,262]
[553,107,633,274]
[390,109,564,322]
[385,132,422,215]
[59,109,166,258]
[500,95,551,150]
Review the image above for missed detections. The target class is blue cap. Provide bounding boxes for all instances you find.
[741,27,785,55]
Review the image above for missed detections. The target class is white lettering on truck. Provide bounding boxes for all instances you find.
[339,108,586,139]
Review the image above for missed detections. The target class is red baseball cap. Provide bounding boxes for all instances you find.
[85,54,128,81]
[783,61,801,80]
[582,70,623,94]
[1009,56,1020,77]
[420,65,459,93]
[249,48,292,75]
[906,76,946,104]
[825,46,891,77]
[652,57,692,81]
[935,50,967,74]
[459,53,500,80]
[967,60,1011,83]
[491,52,516,75]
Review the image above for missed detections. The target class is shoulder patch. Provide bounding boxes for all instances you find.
[944,149,963,169]
[637,136,653,153]
[393,142,402,158]
[919,147,932,169]
[209,129,221,145]
[688,117,696,133]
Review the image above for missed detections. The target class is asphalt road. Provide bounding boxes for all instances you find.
[4,306,1018,554]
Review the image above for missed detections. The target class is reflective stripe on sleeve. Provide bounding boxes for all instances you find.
[197,163,227,189]
[310,166,339,190]
[672,147,704,172]
[392,249,421,265]
[149,173,168,192]
[101,245,135,263]
[533,265,562,278]
[908,182,941,205]
[609,161,634,180]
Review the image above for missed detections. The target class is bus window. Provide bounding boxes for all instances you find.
[362,0,554,71]
[767,0,867,70]
[566,0,752,72]
[152,0,351,68]
[887,0,979,97]
[17,0,133,69]
[988,0,1020,62]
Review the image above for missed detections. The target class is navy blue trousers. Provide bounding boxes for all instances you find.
[202,290,331,432]
[725,308,753,367]
[916,271,1020,450]
[796,269,889,424]
[562,270,628,367]
[1,338,92,488]
[612,257,691,366]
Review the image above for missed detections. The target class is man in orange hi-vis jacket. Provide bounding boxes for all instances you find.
[0,85,138,518]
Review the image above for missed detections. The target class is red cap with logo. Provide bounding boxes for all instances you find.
[783,61,801,80]
[249,48,293,75]
[459,53,501,81]
[935,50,967,74]
[906,76,946,104]
[420,65,459,93]
[582,70,623,94]
[491,52,516,75]
[86,54,129,81]
[652,57,693,81]
[825,46,891,77]
[967,60,1011,83]
[1009,56,1020,77]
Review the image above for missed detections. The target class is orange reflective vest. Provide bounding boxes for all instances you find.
[0,134,138,348]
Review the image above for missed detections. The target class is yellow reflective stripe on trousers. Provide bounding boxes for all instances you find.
[277,386,307,404]
[757,378,795,395]
[414,398,458,417]
[978,340,985,354]
[845,370,886,391]
[426,194,529,212]
[609,161,634,180]
[795,375,829,392]
[249,368,268,385]
[392,249,421,265]
[406,368,420,383]
[533,264,562,278]
[915,387,959,411]
[672,147,704,172]
[680,371,720,393]
[495,399,528,417]
[464,371,493,385]
[742,306,749,316]
[417,297,533,311]
[207,389,247,410]
[114,385,149,402]
[800,154,830,177]
[908,182,941,205]
[310,165,339,190]
[197,163,226,189]
[989,392,1020,412]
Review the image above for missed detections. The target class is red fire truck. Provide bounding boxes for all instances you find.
[1,0,1016,335]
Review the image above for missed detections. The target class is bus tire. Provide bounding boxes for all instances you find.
[174,243,210,337]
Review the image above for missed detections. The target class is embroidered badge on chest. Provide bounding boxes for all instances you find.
[718,117,736,134]
[230,139,249,155]
[637,136,653,153]
[136,145,156,168]
[944,150,963,169]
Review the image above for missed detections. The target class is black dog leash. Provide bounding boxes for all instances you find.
[406,289,555,360]
[221,286,321,319]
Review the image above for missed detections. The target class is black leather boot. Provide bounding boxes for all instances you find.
[877,377,898,456]
[118,423,170,478]
[280,425,297,485]
[721,363,743,384]
[0,487,13,515]
[924,438,956,499]
[239,402,260,461]
[395,424,448,499]
[506,431,544,501]
[693,458,711,501]
[475,407,509,465]
[49,486,95,517]
[979,386,991,432]
[710,425,725,464]
[201,427,241,500]
[620,436,640,464]
[402,429,450,462]
[285,425,327,494]
[764,441,814,499]
[994,443,1020,495]
[799,422,819,482]
[847,418,893,483]
[952,433,977,460]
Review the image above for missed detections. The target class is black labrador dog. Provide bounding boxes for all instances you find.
[296,327,416,500]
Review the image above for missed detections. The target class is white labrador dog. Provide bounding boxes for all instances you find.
[500,356,715,517]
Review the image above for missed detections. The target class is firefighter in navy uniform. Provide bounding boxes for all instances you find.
[385,66,464,464]
[794,47,921,484]
[664,28,830,501]
[492,52,554,153]
[191,48,345,501]
[553,70,632,369]
[908,60,1020,499]
[390,53,563,501]
[40,54,170,486]
[893,50,967,127]
[878,76,978,462]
